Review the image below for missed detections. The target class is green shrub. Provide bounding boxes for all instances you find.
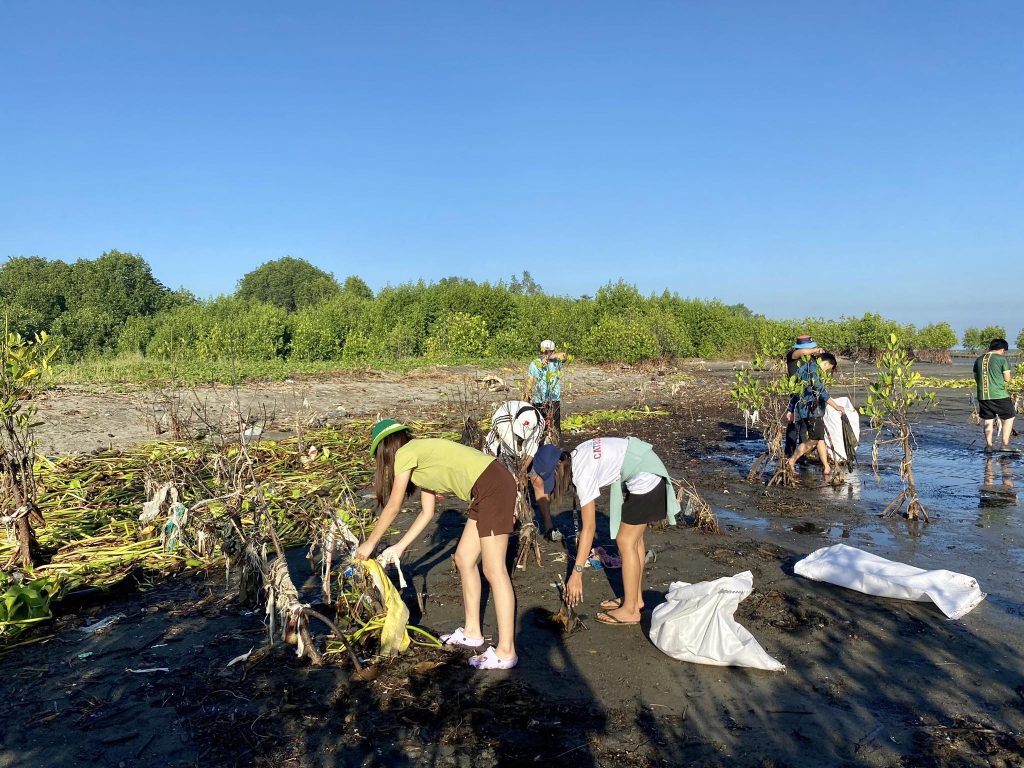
[578,315,659,364]
[423,312,490,359]
[291,294,367,361]
[117,315,156,355]
[646,309,694,358]
[51,306,120,359]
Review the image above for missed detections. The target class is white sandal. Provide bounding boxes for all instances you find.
[440,627,484,649]
[469,646,518,670]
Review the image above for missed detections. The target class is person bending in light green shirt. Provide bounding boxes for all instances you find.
[356,420,519,670]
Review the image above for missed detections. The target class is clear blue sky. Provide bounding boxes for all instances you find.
[2,2,1021,336]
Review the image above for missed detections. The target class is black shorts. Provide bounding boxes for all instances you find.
[979,397,1016,420]
[621,477,667,526]
[798,417,825,442]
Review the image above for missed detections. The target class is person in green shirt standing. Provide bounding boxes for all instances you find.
[973,338,1016,452]
[356,420,519,669]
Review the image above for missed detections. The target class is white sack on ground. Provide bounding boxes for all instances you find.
[794,544,985,619]
[649,571,785,672]
[822,396,859,463]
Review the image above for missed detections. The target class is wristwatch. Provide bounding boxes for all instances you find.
[573,564,584,573]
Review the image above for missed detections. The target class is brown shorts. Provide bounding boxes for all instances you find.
[469,461,516,537]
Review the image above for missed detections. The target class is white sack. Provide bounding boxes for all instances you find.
[794,544,985,619]
[821,396,859,463]
[649,571,785,672]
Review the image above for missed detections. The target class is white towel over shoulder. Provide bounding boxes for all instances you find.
[794,544,985,619]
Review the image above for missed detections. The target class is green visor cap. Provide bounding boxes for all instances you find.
[369,419,410,456]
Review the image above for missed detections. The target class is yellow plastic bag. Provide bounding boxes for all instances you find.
[356,559,411,656]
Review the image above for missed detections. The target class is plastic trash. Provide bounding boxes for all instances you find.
[225,648,253,668]
[376,550,408,589]
[355,559,411,656]
[794,544,985,619]
[821,397,860,464]
[649,571,785,672]
[78,613,126,634]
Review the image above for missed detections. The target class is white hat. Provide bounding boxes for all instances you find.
[540,339,555,351]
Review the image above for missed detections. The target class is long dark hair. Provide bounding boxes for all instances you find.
[553,450,575,505]
[373,430,416,508]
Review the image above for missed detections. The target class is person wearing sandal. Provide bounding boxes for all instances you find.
[355,419,519,670]
[533,436,680,626]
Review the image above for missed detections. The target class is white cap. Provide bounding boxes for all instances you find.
[540,339,555,351]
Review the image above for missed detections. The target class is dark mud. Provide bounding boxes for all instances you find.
[3,371,1023,767]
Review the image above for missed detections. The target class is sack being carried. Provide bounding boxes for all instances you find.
[649,571,785,672]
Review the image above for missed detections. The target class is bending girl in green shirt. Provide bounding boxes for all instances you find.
[355,419,519,670]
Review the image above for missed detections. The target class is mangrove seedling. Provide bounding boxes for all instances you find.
[730,341,804,488]
[860,333,935,521]
[1,329,57,570]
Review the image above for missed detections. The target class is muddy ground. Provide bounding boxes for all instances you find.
[3,362,1023,767]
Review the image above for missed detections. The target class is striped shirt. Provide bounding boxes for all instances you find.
[484,400,545,461]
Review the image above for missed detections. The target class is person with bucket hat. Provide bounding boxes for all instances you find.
[784,335,824,456]
[355,419,518,669]
[533,436,680,627]
[527,339,566,436]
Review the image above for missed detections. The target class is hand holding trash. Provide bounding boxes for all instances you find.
[376,545,407,589]
[354,540,375,561]
[565,571,583,607]
[377,545,404,567]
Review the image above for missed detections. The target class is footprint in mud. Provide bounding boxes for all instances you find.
[703,542,788,565]
[741,589,831,633]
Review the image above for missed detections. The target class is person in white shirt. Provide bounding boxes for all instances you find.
[533,436,678,626]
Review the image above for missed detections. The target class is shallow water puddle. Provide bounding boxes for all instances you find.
[712,424,1023,629]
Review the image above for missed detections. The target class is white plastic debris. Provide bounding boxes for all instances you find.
[377,550,408,589]
[794,544,986,619]
[226,648,254,668]
[78,613,126,634]
[649,571,785,672]
[140,484,177,525]
[821,397,860,463]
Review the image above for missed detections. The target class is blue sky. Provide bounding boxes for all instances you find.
[2,2,1021,335]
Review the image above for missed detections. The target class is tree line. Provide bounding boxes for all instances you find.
[1,252,1017,366]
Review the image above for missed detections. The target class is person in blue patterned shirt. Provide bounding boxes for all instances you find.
[787,353,845,476]
[527,339,566,435]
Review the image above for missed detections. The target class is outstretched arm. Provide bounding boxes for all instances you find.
[565,500,596,607]
[355,470,412,559]
[381,489,436,561]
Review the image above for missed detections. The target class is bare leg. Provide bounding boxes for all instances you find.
[788,439,814,471]
[604,523,644,622]
[634,528,646,608]
[815,439,831,474]
[479,533,517,660]
[453,520,484,640]
[1001,417,1015,449]
[983,419,995,450]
